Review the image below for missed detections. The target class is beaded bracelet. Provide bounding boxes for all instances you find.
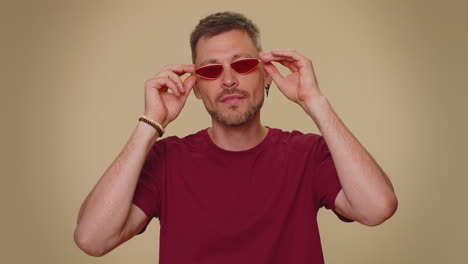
[139,115,165,137]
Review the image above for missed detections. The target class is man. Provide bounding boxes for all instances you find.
[74,11,397,263]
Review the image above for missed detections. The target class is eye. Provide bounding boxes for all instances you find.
[196,65,223,79]
[231,59,259,74]
[204,66,220,75]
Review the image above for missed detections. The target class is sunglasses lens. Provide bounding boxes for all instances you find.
[195,59,259,79]
[231,59,259,74]
[196,65,223,79]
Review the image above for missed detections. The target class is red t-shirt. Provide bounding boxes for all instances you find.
[133,127,353,264]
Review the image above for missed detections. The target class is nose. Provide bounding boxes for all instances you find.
[220,65,238,89]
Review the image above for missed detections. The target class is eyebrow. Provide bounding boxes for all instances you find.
[199,53,254,67]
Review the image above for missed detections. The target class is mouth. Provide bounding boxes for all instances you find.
[220,94,246,104]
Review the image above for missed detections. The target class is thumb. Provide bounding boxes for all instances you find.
[183,75,197,93]
[177,75,197,102]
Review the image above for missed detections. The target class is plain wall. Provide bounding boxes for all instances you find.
[2,0,467,263]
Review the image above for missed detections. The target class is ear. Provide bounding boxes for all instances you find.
[193,82,201,99]
[264,69,273,86]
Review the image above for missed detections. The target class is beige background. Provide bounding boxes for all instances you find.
[2,0,467,263]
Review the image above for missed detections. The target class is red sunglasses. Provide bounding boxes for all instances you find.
[195,58,261,80]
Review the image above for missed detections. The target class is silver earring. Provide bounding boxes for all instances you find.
[265,84,271,97]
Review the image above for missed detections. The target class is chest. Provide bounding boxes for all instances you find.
[162,148,313,224]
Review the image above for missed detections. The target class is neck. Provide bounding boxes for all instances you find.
[208,113,268,151]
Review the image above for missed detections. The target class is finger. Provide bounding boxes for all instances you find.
[161,64,196,76]
[175,75,197,102]
[166,71,185,94]
[263,57,299,72]
[277,60,299,72]
[271,49,312,69]
[265,50,308,67]
[259,51,293,63]
[260,52,299,72]
[271,49,306,62]
[263,63,284,86]
[182,75,197,93]
[155,77,180,96]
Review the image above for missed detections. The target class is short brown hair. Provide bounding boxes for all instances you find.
[190,11,261,62]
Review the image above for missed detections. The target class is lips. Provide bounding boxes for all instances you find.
[220,94,245,103]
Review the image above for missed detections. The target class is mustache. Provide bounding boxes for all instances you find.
[216,88,249,103]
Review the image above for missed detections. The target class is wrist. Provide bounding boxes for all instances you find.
[139,115,166,137]
[136,121,160,144]
[303,95,329,117]
[143,112,169,128]
[303,96,333,130]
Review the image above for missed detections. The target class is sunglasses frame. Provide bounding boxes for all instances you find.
[195,58,262,80]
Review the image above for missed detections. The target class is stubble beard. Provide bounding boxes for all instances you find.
[205,96,264,127]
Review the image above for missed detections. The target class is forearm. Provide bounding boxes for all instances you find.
[305,96,397,220]
[260,49,396,222]
[75,121,158,245]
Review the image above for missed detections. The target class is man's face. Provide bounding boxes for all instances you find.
[193,29,269,127]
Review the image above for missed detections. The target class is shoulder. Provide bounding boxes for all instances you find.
[267,127,330,167]
[269,127,324,149]
[267,127,330,161]
[150,128,208,153]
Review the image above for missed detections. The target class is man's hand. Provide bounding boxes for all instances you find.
[259,50,324,116]
[74,64,197,256]
[261,50,398,226]
[144,64,197,127]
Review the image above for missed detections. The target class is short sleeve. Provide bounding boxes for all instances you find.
[132,141,165,234]
[313,136,354,223]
